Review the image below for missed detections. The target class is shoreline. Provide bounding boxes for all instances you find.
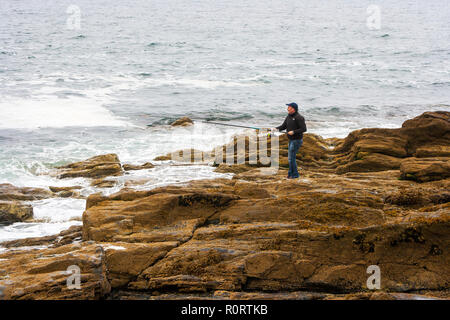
[0,111,449,300]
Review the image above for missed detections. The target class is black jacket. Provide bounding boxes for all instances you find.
[276,112,307,140]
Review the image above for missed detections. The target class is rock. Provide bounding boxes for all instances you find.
[0,201,33,225]
[60,190,83,198]
[154,148,209,162]
[384,187,449,206]
[90,178,116,188]
[415,145,450,158]
[170,117,194,127]
[48,186,83,198]
[153,155,171,161]
[82,190,238,243]
[214,164,254,174]
[124,178,154,187]
[0,183,53,201]
[122,162,155,171]
[400,157,450,182]
[0,243,111,299]
[336,153,402,174]
[49,186,82,192]
[130,211,449,294]
[56,153,123,179]
[333,111,450,174]
[104,242,178,288]
[79,164,449,296]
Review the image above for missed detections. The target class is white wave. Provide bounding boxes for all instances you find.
[0,221,82,243]
[0,96,129,129]
[32,198,86,223]
[141,77,257,89]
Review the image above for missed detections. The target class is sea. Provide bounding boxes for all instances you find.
[0,0,449,242]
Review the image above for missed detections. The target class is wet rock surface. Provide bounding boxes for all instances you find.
[0,201,33,225]
[0,183,53,201]
[0,183,55,225]
[56,153,123,179]
[122,162,155,171]
[170,116,194,127]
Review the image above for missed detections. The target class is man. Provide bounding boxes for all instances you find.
[274,102,307,179]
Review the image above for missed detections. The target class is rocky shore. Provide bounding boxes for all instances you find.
[0,111,449,300]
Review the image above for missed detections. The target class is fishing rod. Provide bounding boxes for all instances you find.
[197,120,267,130]
[146,116,270,130]
[195,120,288,137]
[146,115,285,133]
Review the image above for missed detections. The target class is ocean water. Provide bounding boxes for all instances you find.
[0,0,449,242]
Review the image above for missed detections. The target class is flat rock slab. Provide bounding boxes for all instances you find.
[0,243,111,300]
[122,162,155,171]
[56,153,123,179]
[0,183,53,201]
[400,157,450,182]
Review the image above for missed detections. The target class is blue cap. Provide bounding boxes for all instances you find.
[286,102,298,112]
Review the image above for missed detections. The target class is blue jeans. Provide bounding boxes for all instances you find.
[288,139,303,178]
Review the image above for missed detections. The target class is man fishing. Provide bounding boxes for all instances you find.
[273,102,307,179]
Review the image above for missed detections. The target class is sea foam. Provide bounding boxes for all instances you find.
[0,96,129,129]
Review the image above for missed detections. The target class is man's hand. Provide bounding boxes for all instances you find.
[288,131,294,135]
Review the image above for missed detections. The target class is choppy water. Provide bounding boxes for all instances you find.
[0,0,449,242]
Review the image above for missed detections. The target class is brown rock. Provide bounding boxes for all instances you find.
[336,153,402,174]
[415,145,450,158]
[333,111,450,174]
[400,157,450,182]
[135,210,449,293]
[77,163,450,296]
[0,201,33,225]
[0,243,111,299]
[82,191,238,243]
[153,155,171,161]
[104,242,178,288]
[0,183,53,201]
[154,148,208,162]
[170,116,194,127]
[122,162,155,171]
[49,186,82,192]
[214,164,254,174]
[49,186,83,198]
[56,153,123,179]
[124,178,154,187]
[90,178,116,188]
